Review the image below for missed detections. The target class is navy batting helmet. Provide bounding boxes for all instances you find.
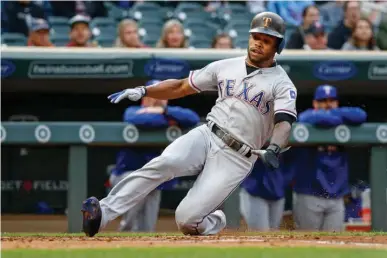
[249,12,286,54]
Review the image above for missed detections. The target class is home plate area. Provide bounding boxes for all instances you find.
[2,233,387,250]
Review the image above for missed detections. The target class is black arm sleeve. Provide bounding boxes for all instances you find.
[274,112,296,125]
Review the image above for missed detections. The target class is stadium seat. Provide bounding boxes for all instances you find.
[48,16,69,26]
[131,1,160,12]
[234,38,248,49]
[223,3,248,14]
[95,34,115,47]
[226,20,251,29]
[185,26,215,40]
[51,34,69,46]
[175,2,203,13]
[224,24,249,39]
[138,20,163,30]
[175,2,204,21]
[90,17,116,28]
[130,9,163,21]
[50,25,70,36]
[1,33,27,46]
[142,34,159,47]
[107,4,129,21]
[92,26,117,38]
[189,37,212,49]
[90,17,117,37]
[139,26,162,39]
[222,12,254,23]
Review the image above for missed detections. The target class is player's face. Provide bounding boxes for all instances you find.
[248,33,277,65]
[313,99,338,110]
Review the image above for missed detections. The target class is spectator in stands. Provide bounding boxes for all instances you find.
[287,5,320,49]
[303,21,329,50]
[156,19,188,48]
[328,1,361,49]
[114,19,146,48]
[246,0,266,14]
[319,0,344,28]
[66,14,95,47]
[342,18,379,50]
[50,1,106,19]
[3,0,46,36]
[212,33,233,49]
[267,0,314,27]
[377,14,387,50]
[27,18,54,47]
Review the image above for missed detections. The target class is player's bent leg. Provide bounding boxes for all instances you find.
[175,129,256,235]
[109,172,140,232]
[268,198,285,229]
[119,197,144,232]
[321,198,345,232]
[239,188,270,231]
[293,193,324,231]
[82,126,209,237]
[142,189,162,232]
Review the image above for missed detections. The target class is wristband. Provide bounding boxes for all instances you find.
[137,86,147,97]
[267,143,281,155]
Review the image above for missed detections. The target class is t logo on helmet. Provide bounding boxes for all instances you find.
[263,17,272,28]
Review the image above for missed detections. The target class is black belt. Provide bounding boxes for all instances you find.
[210,123,251,158]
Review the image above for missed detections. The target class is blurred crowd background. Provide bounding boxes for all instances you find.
[1,0,387,50]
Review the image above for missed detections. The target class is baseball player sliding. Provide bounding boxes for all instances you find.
[82,12,298,237]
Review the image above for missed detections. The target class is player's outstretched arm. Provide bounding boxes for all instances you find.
[108,78,197,104]
[145,78,197,100]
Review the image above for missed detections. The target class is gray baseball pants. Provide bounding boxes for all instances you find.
[99,124,257,235]
[293,193,345,232]
[239,188,285,231]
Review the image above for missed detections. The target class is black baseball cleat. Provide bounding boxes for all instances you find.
[81,196,102,237]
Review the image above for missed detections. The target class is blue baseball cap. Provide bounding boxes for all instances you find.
[305,21,325,36]
[145,80,161,86]
[30,18,50,32]
[314,85,338,100]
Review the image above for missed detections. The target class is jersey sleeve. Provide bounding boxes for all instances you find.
[188,61,219,92]
[273,80,297,119]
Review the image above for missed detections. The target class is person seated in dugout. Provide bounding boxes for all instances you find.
[292,85,367,232]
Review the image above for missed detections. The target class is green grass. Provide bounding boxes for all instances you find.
[2,231,387,237]
[2,247,387,258]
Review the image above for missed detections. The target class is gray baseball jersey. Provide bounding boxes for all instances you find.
[98,56,298,236]
[189,56,297,149]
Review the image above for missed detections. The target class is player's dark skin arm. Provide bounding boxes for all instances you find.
[145,78,197,100]
[270,121,292,149]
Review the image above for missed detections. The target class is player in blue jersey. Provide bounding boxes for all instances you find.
[292,85,367,231]
[240,151,294,230]
[109,80,200,232]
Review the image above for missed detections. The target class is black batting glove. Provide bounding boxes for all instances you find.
[260,143,281,170]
